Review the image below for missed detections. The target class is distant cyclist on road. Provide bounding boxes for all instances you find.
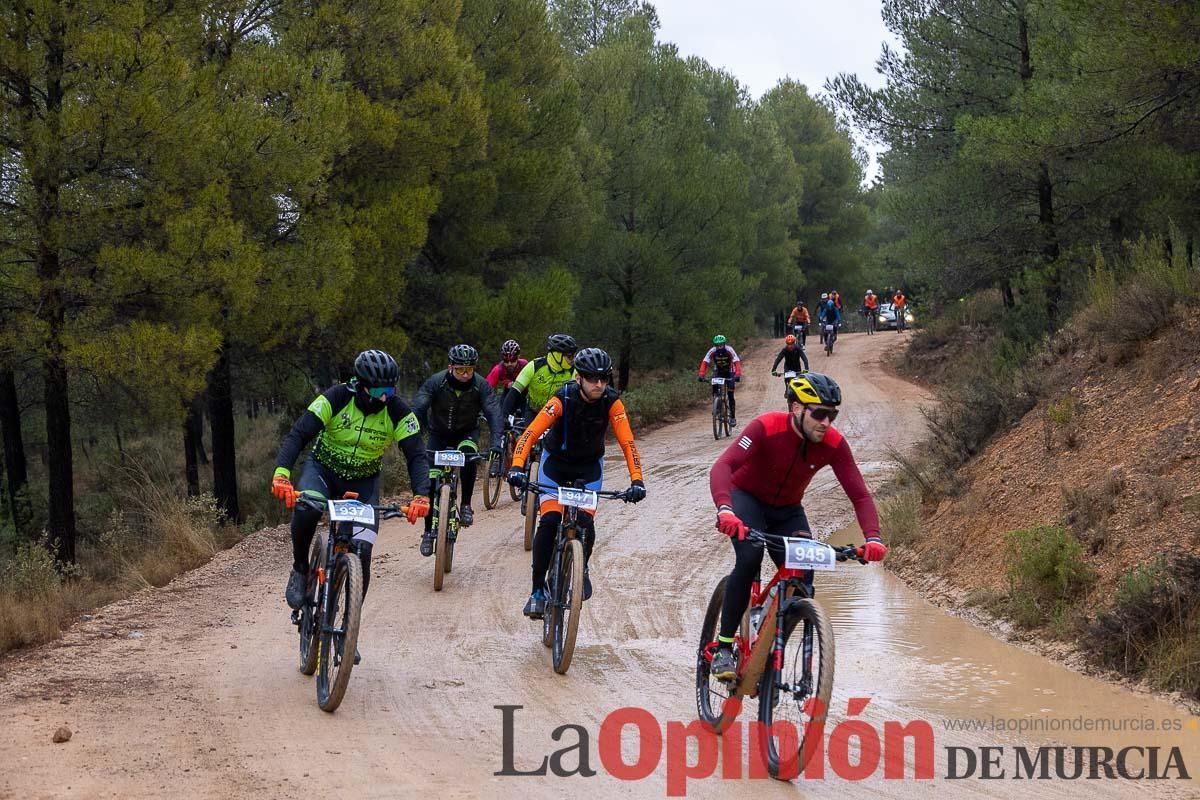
[485,339,528,395]
[698,335,743,427]
[892,290,908,332]
[411,344,505,553]
[786,301,810,347]
[771,334,809,377]
[272,350,432,652]
[706,373,887,680]
[507,348,646,617]
[818,299,841,349]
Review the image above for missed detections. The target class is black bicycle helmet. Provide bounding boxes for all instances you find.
[353,349,399,388]
[784,372,842,406]
[545,333,577,355]
[448,344,479,366]
[501,339,521,358]
[573,347,612,377]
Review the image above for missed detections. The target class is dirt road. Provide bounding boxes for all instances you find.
[2,333,1196,799]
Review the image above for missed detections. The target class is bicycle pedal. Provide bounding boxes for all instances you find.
[290,609,301,626]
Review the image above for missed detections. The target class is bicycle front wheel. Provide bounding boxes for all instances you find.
[483,453,502,509]
[316,553,363,712]
[551,537,585,675]
[522,460,539,551]
[434,481,452,591]
[506,437,520,502]
[712,396,722,440]
[297,533,325,676]
[696,576,738,733]
[757,599,835,779]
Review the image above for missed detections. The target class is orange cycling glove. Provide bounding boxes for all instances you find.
[716,506,748,540]
[271,475,295,508]
[406,496,430,524]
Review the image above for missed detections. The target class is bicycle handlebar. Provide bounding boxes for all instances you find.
[291,491,410,519]
[744,528,869,564]
[525,481,635,503]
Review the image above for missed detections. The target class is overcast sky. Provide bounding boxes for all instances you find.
[648,0,899,178]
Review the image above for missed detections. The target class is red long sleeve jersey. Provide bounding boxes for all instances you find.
[709,412,881,537]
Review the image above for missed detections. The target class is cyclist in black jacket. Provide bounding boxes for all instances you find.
[412,344,505,554]
[770,334,809,376]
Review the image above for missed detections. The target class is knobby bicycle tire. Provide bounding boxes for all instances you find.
[483,452,502,509]
[523,460,539,551]
[696,576,735,731]
[712,395,724,440]
[552,537,585,675]
[316,553,363,712]
[298,533,325,676]
[434,481,452,591]
[757,599,835,779]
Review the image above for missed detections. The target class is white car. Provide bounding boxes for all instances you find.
[877,302,915,330]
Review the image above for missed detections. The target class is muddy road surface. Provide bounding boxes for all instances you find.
[2,332,1196,799]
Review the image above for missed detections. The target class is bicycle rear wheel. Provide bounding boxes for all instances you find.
[712,396,722,440]
[696,576,738,732]
[757,599,835,779]
[522,460,539,551]
[483,453,502,509]
[316,553,363,712]
[551,537,585,674]
[434,481,452,591]
[297,533,325,676]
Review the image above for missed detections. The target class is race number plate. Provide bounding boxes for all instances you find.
[784,538,837,571]
[328,499,376,527]
[434,450,466,467]
[824,324,835,332]
[557,487,598,511]
[710,377,725,386]
[783,370,797,379]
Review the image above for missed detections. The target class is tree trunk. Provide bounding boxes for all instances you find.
[208,343,241,522]
[0,368,30,537]
[183,404,200,498]
[617,263,635,391]
[32,7,75,563]
[44,352,76,563]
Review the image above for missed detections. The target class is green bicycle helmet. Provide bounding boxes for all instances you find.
[712,334,727,345]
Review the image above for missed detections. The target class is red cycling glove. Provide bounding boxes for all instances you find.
[862,537,888,562]
[716,506,748,541]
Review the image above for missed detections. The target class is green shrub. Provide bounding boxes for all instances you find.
[1005,525,1094,628]
[880,488,923,548]
[1084,555,1200,700]
[622,371,705,429]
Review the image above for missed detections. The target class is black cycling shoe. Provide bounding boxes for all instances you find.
[420,531,435,557]
[354,648,361,666]
[583,569,592,601]
[709,646,737,681]
[285,569,308,610]
[523,589,547,619]
[460,504,474,527]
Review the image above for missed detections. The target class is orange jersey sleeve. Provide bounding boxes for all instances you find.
[608,399,644,482]
[512,396,562,469]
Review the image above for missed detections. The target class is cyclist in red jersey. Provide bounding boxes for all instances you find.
[485,339,529,392]
[706,372,887,679]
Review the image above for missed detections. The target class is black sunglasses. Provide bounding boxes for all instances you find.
[807,407,838,422]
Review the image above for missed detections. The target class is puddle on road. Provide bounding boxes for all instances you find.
[819,524,1199,759]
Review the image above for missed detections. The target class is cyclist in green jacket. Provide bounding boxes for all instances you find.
[272,350,432,621]
[501,333,578,427]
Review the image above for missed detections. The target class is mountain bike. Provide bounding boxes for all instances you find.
[863,306,877,335]
[291,492,409,712]
[823,323,837,356]
[525,480,634,674]
[791,323,808,349]
[427,448,488,591]
[484,414,521,510]
[514,431,548,551]
[696,530,867,778]
[706,376,733,440]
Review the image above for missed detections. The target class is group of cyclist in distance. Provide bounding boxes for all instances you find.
[788,287,911,345]
[269,323,887,667]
